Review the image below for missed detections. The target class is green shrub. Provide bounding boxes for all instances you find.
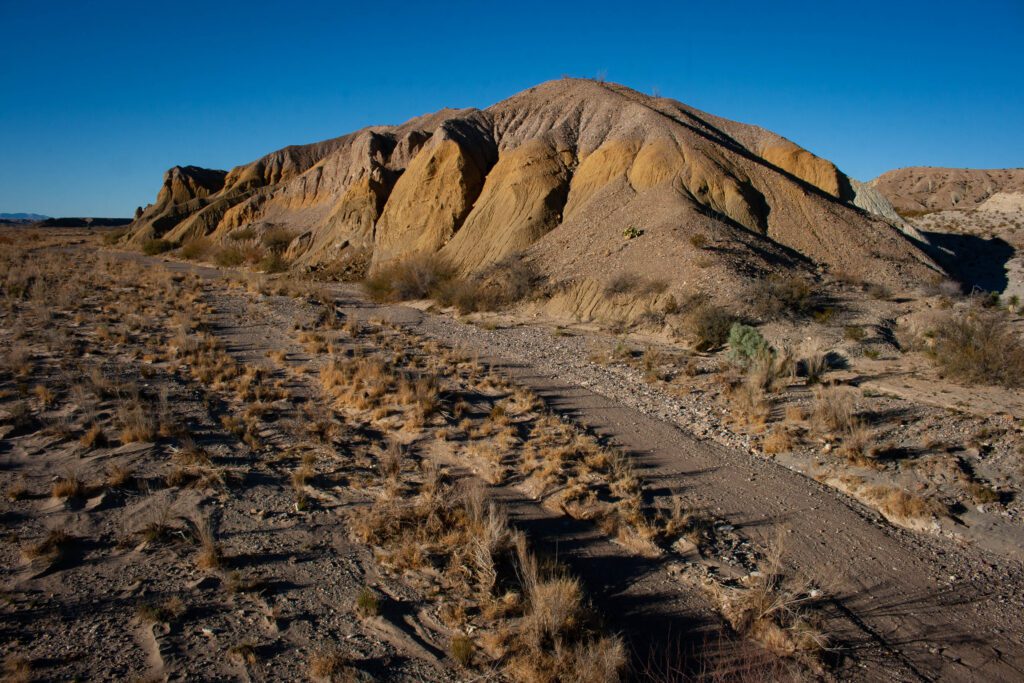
[142,238,173,256]
[727,323,771,365]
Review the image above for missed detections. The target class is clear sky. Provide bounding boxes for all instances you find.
[2,0,1022,217]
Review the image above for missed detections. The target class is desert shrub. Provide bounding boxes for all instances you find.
[142,238,173,256]
[843,325,866,342]
[102,227,130,245]
[604,272,640,296]
[261,227,296,254]
[727,323,771,365]
[689,233,708,249]
[435,255,541,313]
[258,252,289,273]
[215,246,245,267]
[179,237,212,260]
[228,227,257,241]
[928,309,1024,388]
[603,272,667,298]
[362,254,455,302]
[751,274,819,319]
[682,303,737,351]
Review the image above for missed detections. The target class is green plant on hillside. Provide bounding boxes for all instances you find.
[727,323,772,366]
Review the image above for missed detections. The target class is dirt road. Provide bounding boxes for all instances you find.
[139,253,1024,681]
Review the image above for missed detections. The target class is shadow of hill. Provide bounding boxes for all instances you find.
[923,231,1014,293]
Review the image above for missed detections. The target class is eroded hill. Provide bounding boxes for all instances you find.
[127,79,938,309]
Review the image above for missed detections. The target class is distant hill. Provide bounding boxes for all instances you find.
[0,213,49,221]
[38,217,132,228]
[870,167,1024,214]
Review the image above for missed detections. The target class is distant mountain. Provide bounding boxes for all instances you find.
[0,213,49,221]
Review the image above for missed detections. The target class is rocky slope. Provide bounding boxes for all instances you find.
[871,167,1024,214]
[128,79,938,300]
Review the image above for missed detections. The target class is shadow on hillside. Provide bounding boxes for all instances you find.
[922,231,1014,293]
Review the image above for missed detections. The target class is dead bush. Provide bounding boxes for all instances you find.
[362,254,455,302]
[436,255,541,313]
[928,308,1024,388]
[750,274,820,319]
[681,303,737,351]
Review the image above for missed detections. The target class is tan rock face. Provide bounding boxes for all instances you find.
[126,78,940,293]
[759,141,853,200]
[442,140,571,272]
[372,132,494,269]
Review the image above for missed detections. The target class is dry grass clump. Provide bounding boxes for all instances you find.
[51,472,86,500]
[309,648,359,683]
[22,529,76,564]
[79,423,108,449]
[141,238,174,256]
[762,429,794,455]
[603,272,668,298]
[863,486,945,521]
[810,386,856,434]
[1,654,31,683]
[362,254,455,302]
[436,254,542,313]
[926,308,1024,388]
[179,236,213,260]
[137,596,186,624]
[117,397,157,443]
[191,516,224,570]
[708,546,828,661]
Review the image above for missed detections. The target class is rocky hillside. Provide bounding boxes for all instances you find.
[127,79,937,296]
[871,167,1024,214]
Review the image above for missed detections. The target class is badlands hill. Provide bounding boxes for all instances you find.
[871,167,1024,214]
[127,79,938,298]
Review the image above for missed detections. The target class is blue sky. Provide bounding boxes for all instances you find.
[2,0,1022,217]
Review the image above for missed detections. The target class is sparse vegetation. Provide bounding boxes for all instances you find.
[362,254,455,302]
[142,238,174,256]
[926,307,1024,387]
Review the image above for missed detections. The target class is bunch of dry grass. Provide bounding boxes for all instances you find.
[117,396,157,443]
[22,529,76,564]
[709,545,828,661]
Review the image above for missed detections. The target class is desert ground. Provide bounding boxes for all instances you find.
[3,81,1024,682]
[1,219,1023,682]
